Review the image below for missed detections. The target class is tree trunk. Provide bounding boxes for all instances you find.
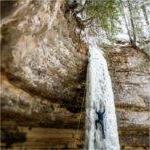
[127,0,136,45]
[119,0,133,43]
[141,4,149,26]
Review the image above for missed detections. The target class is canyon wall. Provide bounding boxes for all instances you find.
[0,0,149,149]
[106,45,150,149]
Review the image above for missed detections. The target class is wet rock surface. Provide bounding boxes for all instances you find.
[1,127,84,150]
[1,121,26,148]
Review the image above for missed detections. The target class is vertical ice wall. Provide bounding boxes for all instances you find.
[85,35,120,150]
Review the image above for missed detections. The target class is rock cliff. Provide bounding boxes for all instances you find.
[0,0,149,149]
[106,44,150,149]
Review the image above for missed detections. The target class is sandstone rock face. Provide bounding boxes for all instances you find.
[1,1,86,148]
[1,73,84,128]
[1,0,149,149]
[1,0,87,103]
[106,45,150,149]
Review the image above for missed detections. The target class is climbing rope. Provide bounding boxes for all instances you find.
[74,86,86,148]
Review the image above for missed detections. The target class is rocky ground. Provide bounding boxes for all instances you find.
[0,0,149,149]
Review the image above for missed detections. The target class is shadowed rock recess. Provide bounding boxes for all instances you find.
[0,0,149,149]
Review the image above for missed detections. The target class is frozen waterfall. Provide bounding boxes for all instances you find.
[85,35,120,150]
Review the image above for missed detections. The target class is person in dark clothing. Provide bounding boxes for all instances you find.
[95,108,105,139]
